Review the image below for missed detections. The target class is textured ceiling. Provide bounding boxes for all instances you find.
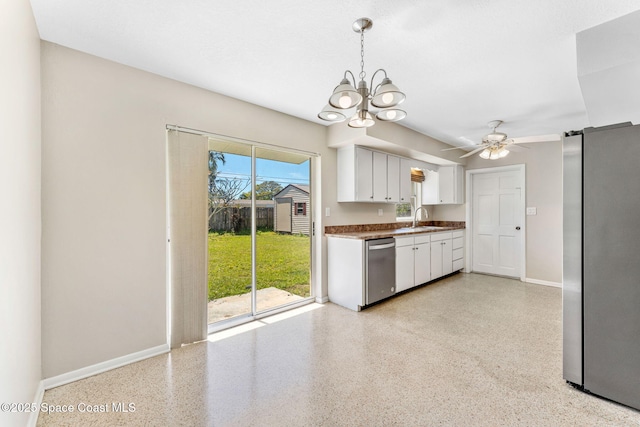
[30,0,640,148]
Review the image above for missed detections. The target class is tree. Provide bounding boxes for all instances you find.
[208,177,250,221]
[240,180,283,200]
[208,151,225,196]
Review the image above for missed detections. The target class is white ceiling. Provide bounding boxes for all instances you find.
[30,0,640,148]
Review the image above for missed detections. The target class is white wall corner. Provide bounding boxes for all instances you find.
[43,344,169,390]
[315,296,330,304]
[26,381,45,427]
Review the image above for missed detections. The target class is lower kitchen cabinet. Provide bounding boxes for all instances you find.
[430,230,465,279]
[395,234,431,292]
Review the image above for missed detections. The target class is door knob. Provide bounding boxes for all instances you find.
[515,226,521,230]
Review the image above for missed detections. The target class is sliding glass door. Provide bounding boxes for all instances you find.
[255,147,311,313]
[205,136,314,329]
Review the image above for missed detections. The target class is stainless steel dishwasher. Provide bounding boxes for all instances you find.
[365,238,396,305]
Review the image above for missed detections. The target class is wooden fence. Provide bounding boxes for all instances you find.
[209,206,274,232]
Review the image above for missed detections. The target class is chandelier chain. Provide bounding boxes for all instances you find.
[359,30,366,81]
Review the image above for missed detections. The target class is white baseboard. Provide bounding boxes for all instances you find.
[315,296,329,304]
[27,380,45,427]
[525,278,562,288]
[43,343,170,390]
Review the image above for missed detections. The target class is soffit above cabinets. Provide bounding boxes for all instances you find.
[577,10,640,127]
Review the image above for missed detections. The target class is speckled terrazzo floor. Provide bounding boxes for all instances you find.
[37,273,640,426]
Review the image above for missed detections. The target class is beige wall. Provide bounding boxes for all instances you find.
[41,42,403,378]
[465,141,563,284]
[0,1,42,426]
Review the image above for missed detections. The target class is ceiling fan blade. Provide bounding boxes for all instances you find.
[441,146,465,152]
[511,134,560,144]
[506,144,529,152]
[459,146,487,158]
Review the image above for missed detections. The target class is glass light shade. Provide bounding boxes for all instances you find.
[499,148,509,158]
[489,149,501,160]
[371,78,405,108]
[479,149,491,159]
[348,111,375,128]
[329,79,362,109]
[318,104,346,122]
[376,108,406,122]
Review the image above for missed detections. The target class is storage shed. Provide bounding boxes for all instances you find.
[273,184,310,235]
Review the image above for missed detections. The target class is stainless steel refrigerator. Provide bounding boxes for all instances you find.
[563,122,640,411]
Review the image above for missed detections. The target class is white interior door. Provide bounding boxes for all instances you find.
[471,169,523,278]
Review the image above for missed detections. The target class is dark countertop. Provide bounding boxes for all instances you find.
[325,221,465,240]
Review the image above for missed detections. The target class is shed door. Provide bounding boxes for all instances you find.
[276,198,292,233]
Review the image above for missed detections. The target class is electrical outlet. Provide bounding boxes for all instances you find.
[526,207,537,215]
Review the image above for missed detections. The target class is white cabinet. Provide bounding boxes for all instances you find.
[430,232,453,279]
[395,234,431,292]
[327,237,365,311]
[337,145,400,203]
[422,169,439,205]
[431,230,465,279]
[372,151,400,203]
[452,230,465,271]
[422,165,464,205]
[399,158,412,203]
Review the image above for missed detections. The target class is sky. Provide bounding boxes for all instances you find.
[214,153,310,189]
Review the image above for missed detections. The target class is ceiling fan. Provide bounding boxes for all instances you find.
[444,120,560,160]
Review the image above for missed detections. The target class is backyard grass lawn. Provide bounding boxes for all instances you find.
[208,231,310,300]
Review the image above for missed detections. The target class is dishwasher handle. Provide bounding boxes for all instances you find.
[368,242,395,251]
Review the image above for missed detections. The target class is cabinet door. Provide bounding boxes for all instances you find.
[414,242,431,285]
[399,158,412,203]
[355,147,373,202]
[395,244,415,292]
[422,169,439,205]
[442,239,453,275]
[372,151,388,202]
[430,240,443,279]
[386,155,400,203]
[438,166,455,204]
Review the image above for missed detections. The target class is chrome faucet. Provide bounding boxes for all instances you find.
[412,206,429,228]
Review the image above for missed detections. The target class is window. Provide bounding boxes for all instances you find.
[295,202,306,216]
[396,182,423,221]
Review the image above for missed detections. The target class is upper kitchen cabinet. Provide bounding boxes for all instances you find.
[399,158,412,204]
[422,165,464,205]
[337,145,401,203]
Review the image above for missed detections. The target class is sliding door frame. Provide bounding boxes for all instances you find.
[166,125,319,335]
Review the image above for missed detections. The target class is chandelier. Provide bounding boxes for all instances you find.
[318,18,406,128]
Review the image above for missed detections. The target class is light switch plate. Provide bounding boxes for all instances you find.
[378,209,383,216]
[325,207,330,217]
[526,207,537,215]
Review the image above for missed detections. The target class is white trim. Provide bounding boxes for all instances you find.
[525,278,562,288]
[26,381,45,427]
[315,295,329,304]
[465,165,526,281]
[43,344,169,390]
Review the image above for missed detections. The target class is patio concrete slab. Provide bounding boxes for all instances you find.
[208,287,303,324]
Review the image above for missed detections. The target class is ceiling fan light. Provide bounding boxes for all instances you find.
[318,104,346,122]
[489,149,501,160]
[329,79,362,109]
[479,149,491,159]
[371,78,405,108]
[499,148,509,158]
[348,111,375,128]
[376,108,406,122]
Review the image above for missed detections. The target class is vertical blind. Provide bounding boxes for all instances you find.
[167,130,208,348]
